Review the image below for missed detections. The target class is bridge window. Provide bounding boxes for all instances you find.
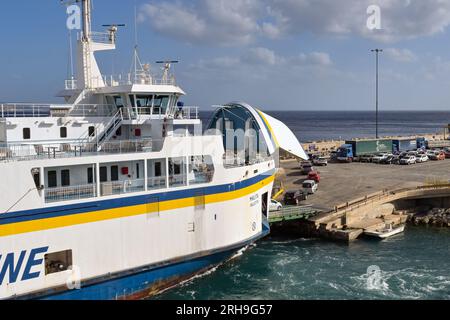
[23,128,31,140]
[114,96,124,108]
[135,95,153,115]
[60,127,68,138]
[45,250,73,275]
[153,95,170,115]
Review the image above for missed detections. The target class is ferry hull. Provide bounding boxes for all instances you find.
[1,168,274,300]
[34,227,268,300]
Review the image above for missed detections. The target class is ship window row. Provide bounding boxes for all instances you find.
[42,156,215,203]
[21,126,93,140]
[110,94,173,116]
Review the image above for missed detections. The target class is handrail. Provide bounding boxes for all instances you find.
[0,103,115,118]
[76,108,122,147]
[93,73,177,87]
[96,109,124,151]
[0,138,154,163]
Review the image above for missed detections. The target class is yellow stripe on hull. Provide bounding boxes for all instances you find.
[0,175,275,238]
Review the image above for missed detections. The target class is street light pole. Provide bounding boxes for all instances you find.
[371,49,382,139]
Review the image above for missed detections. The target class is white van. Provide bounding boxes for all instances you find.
[303,180,318,194]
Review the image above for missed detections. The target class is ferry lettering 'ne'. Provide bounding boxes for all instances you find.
[0,247,49,285]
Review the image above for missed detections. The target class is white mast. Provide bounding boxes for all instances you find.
[80,0,93,89]
[74,0,114,92]
[81,0,91,42]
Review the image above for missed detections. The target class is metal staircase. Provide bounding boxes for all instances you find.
[96,109,124,151]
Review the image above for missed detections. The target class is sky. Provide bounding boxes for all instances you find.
[1,0,450,111]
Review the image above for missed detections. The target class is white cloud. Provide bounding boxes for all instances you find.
[139,0,450,45]
[267,0,450,43]
[241,47,278,65]
[192,48,332,71]
[291,52,333,66]
[139,0,263,45]
[384,48,418,62]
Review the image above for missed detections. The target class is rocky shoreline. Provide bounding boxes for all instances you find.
[406,208,450,228]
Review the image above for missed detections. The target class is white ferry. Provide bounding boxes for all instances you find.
[0,1,307,300]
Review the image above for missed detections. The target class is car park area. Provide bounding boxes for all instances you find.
[280,155,450,211]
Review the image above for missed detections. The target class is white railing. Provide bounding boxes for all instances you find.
[100,179,145,196]
[95,109,124,151]
[76,31,116,45]
[169,174,187,187]
[92,74,177,88]
[189,172,213,185]
[223,153,272,168]
[148,176,167,190]
[45,184,97,203]
[0,103,116,118]
[90,31,115,44]
[65,79,78,90]
[180,106,199,120]
[1,104,52,117]
[68,104,116,117]
[0,139,155,163]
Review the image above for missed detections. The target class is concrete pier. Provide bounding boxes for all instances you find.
[273,158,450,242]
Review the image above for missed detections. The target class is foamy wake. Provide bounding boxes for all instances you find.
[351,268,450,299]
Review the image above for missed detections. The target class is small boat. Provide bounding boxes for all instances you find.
[364,224,405,239]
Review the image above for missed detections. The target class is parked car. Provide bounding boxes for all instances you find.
[312,157,328,166]
[416,154,429,163]
[436,151,446,161]
[358,154,373,163]
[444,148,450,159]
[427,151,445,161]
[398,152,408,159]
[307,171,321,183]
[284,190,308,206]
[427,151,438,160]
[400,156,416,165]
[372,153,391,164]
[380,155,395,165]
[302,180,319,194]
[301,163,315,175]
[269,199,283,212]
[330,151,338,161]
[391,155,402,164]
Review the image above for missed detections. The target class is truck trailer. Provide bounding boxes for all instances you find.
[337,139,393,163]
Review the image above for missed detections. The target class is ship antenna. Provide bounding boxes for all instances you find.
[134,5,139,82]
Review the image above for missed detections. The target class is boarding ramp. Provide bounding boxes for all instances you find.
[269,205,322,224]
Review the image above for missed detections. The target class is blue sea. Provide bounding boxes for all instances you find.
[157,227,450,300]
[156,111,450,300]
[201,110,450,142]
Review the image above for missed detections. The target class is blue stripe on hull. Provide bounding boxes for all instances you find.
[36,227,270,300]
[1,169,276,225]
[43,249,235,300]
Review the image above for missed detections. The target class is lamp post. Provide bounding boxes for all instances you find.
[371,49,383,139]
